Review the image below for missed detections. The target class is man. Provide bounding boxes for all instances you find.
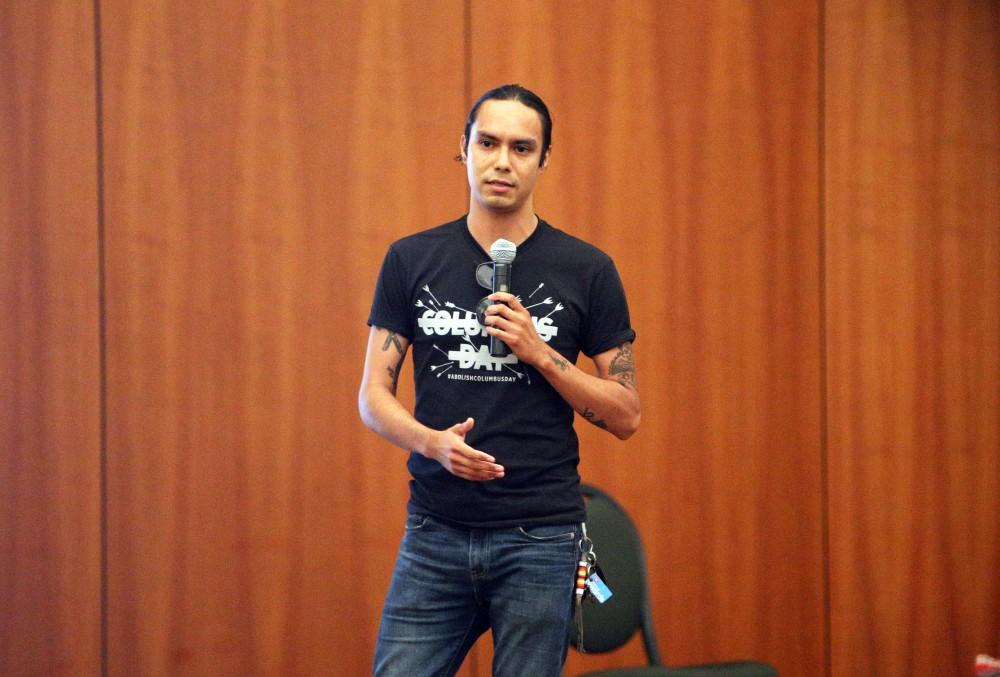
[359,84,640,676]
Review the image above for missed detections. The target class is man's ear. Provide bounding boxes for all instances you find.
[540,145,552,170]
[459,135,468,163]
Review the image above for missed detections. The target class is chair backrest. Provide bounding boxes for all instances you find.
[570,483,662,664]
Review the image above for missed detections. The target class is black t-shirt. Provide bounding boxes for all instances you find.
[368,215,635,527]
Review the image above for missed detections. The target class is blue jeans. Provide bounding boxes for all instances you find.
[373,514,580,677]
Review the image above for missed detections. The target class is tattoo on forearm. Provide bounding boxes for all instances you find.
[581,407,609,430]
[382,331,404,355]
[608,342,637,391]
[386,353,405,391]
[549,353,570,372]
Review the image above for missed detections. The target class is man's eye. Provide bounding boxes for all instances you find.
[479,139,493,148]
[515,146,529,153]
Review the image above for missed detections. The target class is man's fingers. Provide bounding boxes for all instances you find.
[487,291,517,305]
[451,417,475,435]
[451,435,496,464]
[432,422,504,480]
[502,293,527,311]
[432,428,504,481]
[458,467,503,481]
[484,307,520,339]
[452,444,504,479]
[485,302,517,321]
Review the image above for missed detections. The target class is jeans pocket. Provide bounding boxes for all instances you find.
[516,524,577,542]
[404,514,430,531]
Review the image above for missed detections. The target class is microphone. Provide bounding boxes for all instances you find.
[489,238,517,356]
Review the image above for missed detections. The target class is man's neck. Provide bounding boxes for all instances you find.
[466,203,539,252]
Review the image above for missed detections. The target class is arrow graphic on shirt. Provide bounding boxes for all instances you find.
[503,363,531,384]
[544,303,565,318]
[525,297,554,310]
[422,285,442,309]
[431,363,454,377]
[527,283,544,299]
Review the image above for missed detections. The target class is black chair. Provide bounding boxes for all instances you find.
[569,483,778,677]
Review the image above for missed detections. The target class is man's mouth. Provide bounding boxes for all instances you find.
[486,179,514,187]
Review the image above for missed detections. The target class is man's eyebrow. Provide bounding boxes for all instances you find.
[475,131,538,147]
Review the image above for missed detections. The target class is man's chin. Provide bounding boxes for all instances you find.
[479,195,519,212]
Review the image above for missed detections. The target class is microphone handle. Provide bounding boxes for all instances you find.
[490,262,511,356]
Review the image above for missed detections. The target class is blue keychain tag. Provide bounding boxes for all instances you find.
[586,572,613,604]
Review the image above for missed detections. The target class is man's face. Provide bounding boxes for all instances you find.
[462,99,549,214]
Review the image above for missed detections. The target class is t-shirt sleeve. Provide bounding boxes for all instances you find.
[367,245,413,340]
[581,258,636,357]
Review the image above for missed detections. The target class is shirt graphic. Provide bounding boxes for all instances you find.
[414,281,564,385]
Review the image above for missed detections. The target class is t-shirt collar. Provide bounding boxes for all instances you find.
[460,214,547,260]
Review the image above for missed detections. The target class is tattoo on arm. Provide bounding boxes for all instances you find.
[386,353,405,392]
[381,331,404,354]
[608,343,637,391]
[549,352,570,372]
[581,407,609,430]
[380,330,406,392]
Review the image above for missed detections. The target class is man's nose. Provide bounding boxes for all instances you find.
[494,145,511,170]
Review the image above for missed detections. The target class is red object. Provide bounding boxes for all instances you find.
[976,654,1000,676]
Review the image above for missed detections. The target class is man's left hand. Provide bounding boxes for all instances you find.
[484,292,548,366]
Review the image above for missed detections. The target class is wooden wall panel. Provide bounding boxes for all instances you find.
[0,2,103,675]
[470,2,824,675]
[5,1,991,675]
[100,1,465,674]
[826,2,1000,676]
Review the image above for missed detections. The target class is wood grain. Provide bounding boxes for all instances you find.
[469,2,824,675]
[4,2,995,675]
[826,1,1000,675]
[0,2,103,675]
[100,1,464,674]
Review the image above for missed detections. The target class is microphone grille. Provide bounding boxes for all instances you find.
[490,239,517,264]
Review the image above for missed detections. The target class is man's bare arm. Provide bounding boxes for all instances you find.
[358,326,505,480]
[537,340,640,439]
[484,294,640,439]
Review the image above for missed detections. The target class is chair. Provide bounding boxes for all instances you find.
[569,483,778,677]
